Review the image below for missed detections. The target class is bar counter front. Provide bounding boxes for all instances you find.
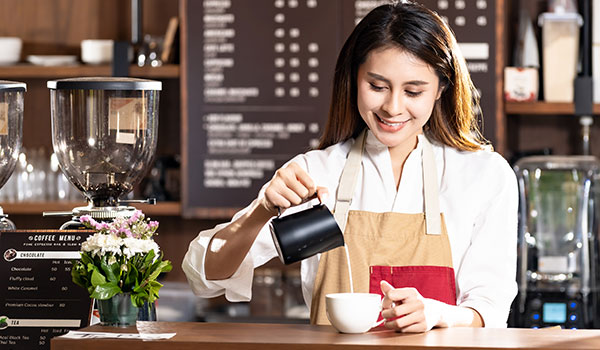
[51,321,600,350]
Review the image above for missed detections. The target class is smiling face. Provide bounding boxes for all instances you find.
[356,46,442,156]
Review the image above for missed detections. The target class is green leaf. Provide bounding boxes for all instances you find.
[90,267,107,287]
[80,253,93,266]
[123,264,138,292]
[90,283,122,300]
[131,291,149,308]
[100,260,118,284]
[111,261,121,280]
[147,260,172,282]
[71,267,86,288]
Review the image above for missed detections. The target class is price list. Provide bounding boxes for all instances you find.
[183,0,500,215]
[0,230,92,350]
[186,0,342,212]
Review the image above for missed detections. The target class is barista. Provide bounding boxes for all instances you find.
[182,2,518,332]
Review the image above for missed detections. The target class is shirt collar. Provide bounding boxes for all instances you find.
[364,128,426,154]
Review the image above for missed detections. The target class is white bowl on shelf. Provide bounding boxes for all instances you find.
[81,39,113,64]
[27,55,78,66]
[0,37,22,65]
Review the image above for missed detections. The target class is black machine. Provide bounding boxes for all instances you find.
[511,156,600,329]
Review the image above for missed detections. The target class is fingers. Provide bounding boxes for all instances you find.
[379,284,433,333]
[292,163,317,195]
[316,186,329,204]
[381,294,422,320]
[382,298,428,333]
[263,162,324,211]
[380,281,416,309]
[384,308,427,332]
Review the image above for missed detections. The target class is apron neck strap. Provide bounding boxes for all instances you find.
[333,130,366,232]
[421,135,442,235]
[334,130,442,235]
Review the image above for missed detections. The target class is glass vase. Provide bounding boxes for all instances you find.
[97,293,138,327]
[138,301,157,321]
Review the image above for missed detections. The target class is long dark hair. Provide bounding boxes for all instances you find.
[318,1,486,151]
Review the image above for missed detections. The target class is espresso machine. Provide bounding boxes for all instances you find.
[43,77,161,228]
[512,156,600,329]
[0,81,25,230]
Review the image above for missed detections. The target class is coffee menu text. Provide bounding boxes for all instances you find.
[0,230,92,350]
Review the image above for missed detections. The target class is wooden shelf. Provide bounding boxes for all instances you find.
[0,64,179,78]
[1,201,181,216]
[505,101,600,115]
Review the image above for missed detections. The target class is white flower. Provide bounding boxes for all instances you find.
[81,233,123,257]
[121,237,160,259]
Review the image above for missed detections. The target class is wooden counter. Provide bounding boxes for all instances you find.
[51,321,600,350]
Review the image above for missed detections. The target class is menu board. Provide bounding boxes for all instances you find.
[182,0,500,217]
[0,230,92,350]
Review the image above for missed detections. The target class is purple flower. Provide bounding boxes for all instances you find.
[148,221,159,229]
[127,210,143,225]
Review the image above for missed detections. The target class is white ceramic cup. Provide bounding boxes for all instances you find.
[326,293,384,333]
[81,39,114,64]
[0,37,22,65]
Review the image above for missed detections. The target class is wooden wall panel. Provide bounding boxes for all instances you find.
[0,0,125,56]
[0,0,177,56]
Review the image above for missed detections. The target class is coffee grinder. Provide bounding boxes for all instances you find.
[0,81,25,230]
[43,77,161,229]
[511,156,600,329]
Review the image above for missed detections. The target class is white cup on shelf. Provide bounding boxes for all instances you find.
[81,39,114,64]
[0,37,22,65]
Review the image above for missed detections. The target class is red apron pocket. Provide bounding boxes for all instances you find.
[369,265,457,306]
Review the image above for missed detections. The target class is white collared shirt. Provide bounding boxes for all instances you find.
[182,131,518,327]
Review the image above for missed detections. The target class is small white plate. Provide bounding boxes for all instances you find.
[26,55,78,66]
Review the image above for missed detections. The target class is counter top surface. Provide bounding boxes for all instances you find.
[51,321,600,350]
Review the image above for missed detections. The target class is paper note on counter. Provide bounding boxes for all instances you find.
[61,330,176,340]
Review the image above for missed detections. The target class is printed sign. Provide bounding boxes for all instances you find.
[108,97,146,144]
[0,230,93,350]
[0,102,8,136]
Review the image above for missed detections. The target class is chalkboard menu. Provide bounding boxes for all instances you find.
[182,0,502,217]
[0,230,92,350]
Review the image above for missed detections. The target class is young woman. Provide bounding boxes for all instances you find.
[183,2,517,333]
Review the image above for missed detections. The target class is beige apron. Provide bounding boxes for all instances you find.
[310,130,457,325]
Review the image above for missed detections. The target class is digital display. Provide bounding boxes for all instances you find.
[543,302,567,323]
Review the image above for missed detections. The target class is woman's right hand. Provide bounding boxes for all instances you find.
[261,162,329,215]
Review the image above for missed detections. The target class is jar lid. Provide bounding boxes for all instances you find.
[0,80,26,92]
[47,77,162,91]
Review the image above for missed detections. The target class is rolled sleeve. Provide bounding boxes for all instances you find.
[181,221,256,301]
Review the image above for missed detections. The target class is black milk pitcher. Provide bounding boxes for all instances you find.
[269,204,344,265]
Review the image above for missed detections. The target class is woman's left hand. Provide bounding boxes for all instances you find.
[380,280,444,333]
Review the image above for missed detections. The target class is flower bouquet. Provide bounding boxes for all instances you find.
[71,210,172,325]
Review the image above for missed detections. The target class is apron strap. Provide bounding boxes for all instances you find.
[334,130,441,235]
[421,136,442,235]
[333,130,366,232]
